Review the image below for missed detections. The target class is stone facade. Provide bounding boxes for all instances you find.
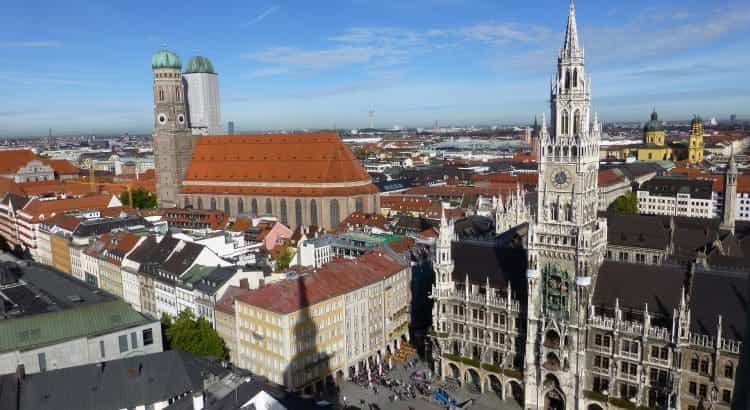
[152,53,195,209]
[428,3,745,409]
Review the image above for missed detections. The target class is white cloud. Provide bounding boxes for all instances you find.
[247,5,280,26]
[509,2,750,71]
[243,21,549,73]
[242,66,290,78]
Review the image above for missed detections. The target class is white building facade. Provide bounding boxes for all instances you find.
[183,56,223,136]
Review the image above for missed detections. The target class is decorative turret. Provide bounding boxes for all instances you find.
[435,206,455,286]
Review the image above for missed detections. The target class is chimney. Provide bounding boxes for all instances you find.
[16,364,25,382]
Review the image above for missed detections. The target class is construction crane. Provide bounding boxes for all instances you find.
[75,158,134,206]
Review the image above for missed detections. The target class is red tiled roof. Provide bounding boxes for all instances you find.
[380,195,441,216]
[712,174,750,193]
[0,150,38,174]
[184,132,372,184]
[42,159,79,175]
[598,169,628,187]
[237,252,407,314]
[387,236,415,253]
[180,184,378,197]
[215,286,252,315]
[21,194,117,222]
[44,213,82,232]
[17,181,93,196]
[339,212,387,231]
[0,177,22,196]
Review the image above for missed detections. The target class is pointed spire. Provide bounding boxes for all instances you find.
[562,0,581,56]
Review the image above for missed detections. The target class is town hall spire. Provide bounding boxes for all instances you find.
[562,0,581,57]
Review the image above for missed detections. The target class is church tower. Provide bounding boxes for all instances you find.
[151,49,194,208]
[524,1,608,408]
[721,147,738,233]
[688,115,704,163]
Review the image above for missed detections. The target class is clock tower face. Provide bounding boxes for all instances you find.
[548,167,572,190]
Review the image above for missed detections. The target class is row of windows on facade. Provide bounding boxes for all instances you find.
[157,86,182,102]
[593,333,736,378]
[185,197,365,225]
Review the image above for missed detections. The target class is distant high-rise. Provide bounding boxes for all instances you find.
[183,56,223,135]
[47,128,54,148]
[731,114,737,124]
[227,121,235,135]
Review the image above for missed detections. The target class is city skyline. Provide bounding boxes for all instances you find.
[1,0,749,136]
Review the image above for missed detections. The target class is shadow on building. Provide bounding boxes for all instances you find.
[408,244,434,357]
[283,275,341,408]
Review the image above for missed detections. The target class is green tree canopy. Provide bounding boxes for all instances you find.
[274,247,294,272]
[161,309,227,359]
[120,187,157,209]
[610,192,638,214]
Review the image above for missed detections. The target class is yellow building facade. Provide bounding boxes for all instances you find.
[50,234,71,274]
[622,111,704,163]
[234,253,411,392]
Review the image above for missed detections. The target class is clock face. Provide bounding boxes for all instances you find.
[177,114,185,124]
[553,170,569,188]
[158,113,168,125]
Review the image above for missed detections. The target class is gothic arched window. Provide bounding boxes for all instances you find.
[573,110,581,135]
[224,198,231,214]
[295,199,303,227]
[197,197,203,210]
[573,69,578,88]
[565,70,571,89]
[251,198,258,215]
[159,88,165,101]
[176,86,181,102]
[237,198,244,214]
[561,110,569,134]
[571,146,577,158]
[310,199,318,226]
[330,199,340,226]
[265,198,273,215]
[279,199,288,225]
[210,197,217,210]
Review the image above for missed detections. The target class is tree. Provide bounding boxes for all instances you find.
[161,309,227,359]
[274,247,294,272]
[120,187,157,209]
[611,192,638,214]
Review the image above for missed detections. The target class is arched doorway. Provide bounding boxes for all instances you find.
[465,368,480,389]
[545,389,565,410]
[447,363,460,381]
[486,374,502,398]
[507,380,523,405]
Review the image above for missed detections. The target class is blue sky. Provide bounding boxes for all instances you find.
[1,0,749,136]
